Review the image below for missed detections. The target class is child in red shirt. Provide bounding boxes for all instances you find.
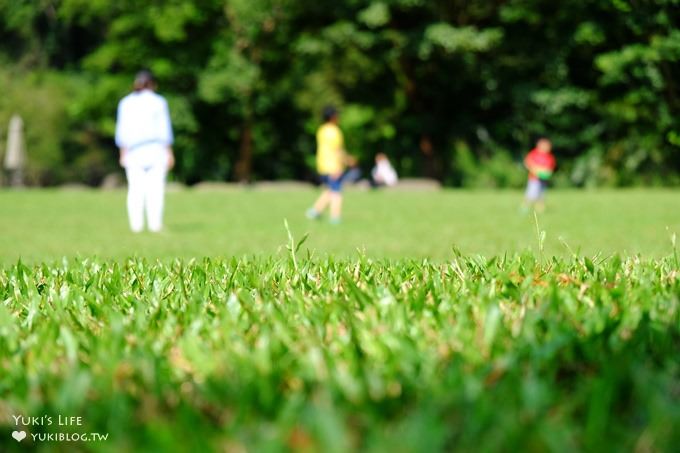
[523,138,556,212]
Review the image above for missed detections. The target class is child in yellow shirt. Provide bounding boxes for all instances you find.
[306,106,348,224]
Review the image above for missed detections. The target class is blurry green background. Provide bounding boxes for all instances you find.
[0,0,678,187]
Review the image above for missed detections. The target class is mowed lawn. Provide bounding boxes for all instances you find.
[0,188,678,262]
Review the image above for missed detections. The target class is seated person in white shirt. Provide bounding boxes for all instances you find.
[371,153,398,187]
[115,70,175,233]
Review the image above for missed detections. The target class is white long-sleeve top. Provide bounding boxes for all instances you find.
[115,89,173,150]
[372,160,398,186]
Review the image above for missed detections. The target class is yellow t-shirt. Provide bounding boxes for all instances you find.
[316,123,345,175]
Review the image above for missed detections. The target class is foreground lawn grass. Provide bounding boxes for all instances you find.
[1,188,679,262]
[1,253,679,451]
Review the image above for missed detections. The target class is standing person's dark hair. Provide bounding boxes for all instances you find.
[133,70,156,92]
[322,105,338,123]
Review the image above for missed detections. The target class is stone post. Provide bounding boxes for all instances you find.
[4,114,26,187]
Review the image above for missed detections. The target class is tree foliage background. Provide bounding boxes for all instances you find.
[0,0,678,187]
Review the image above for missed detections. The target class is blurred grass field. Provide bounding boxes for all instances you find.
[1,188,678,263]
[2,250,680,451]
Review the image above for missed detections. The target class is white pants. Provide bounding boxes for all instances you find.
[125,165,167,232]
[123,144,170,232]
[123,144,168,233]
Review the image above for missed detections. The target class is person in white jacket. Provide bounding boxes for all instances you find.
[115,70,175,233]
[371,153,398,187]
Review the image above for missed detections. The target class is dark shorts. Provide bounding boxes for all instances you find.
[319,174,343,192]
